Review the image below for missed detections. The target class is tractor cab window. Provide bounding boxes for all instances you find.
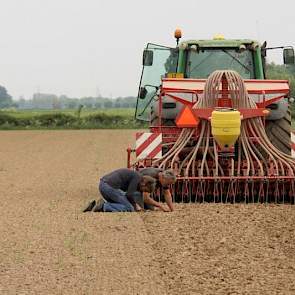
[136,43,178,121]
[186,48,255,79]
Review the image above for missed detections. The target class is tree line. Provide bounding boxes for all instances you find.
[0,87,137,109]
[12,94,137,110]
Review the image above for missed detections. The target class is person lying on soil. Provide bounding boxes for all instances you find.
[139,168,177,212]
[83,168,156,213]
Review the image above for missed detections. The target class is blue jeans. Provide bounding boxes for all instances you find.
[99,180,135,212]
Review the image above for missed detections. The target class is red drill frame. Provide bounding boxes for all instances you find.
[127,77,295,203]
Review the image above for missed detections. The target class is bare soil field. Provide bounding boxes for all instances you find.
[0,130,295,295]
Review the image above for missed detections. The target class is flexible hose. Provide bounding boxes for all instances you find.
[153,70,295,202]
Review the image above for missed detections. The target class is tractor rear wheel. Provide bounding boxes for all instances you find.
[265,108,291,155]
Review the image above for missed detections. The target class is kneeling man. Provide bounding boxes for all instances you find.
[83,168,156,212]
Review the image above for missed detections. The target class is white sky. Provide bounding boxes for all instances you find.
[0,0,294,99]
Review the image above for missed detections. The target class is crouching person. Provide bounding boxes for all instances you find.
[83,168,156,213]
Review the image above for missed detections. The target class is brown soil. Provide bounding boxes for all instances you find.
[0,130,295,295]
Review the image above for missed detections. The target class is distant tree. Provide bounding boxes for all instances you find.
[52,97,61,109]
[266,63,295,97]
[94,102,102,108]
[121,101,131,108]
[66,100,78,109]
[287,64,295,75]
[0,85,13,108]
[121,96,137,108]
[103,100,113,108]
[59,95,68,109]
[80,97,96,108]
[84,102,93,108]
[17,96,26,109]
[32,93,58,109]
[114,100,121,108]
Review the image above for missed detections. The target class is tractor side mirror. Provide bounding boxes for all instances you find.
[143,50,153,66]
[261,41,267,57]
[283,48,295,64]
[139,87,147,99]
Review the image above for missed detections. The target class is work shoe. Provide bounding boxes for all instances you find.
[92,199,105,212]
[83,200,96,212]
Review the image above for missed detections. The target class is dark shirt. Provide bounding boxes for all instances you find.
[139,167,169,190]
[101,168,142,206]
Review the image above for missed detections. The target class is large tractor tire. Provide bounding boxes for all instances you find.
[265,108,291,155]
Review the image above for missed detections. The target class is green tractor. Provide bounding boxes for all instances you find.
[136,30,295,154]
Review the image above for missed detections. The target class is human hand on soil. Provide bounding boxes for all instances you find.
[135,203,143,211]
[158,204,170,212]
